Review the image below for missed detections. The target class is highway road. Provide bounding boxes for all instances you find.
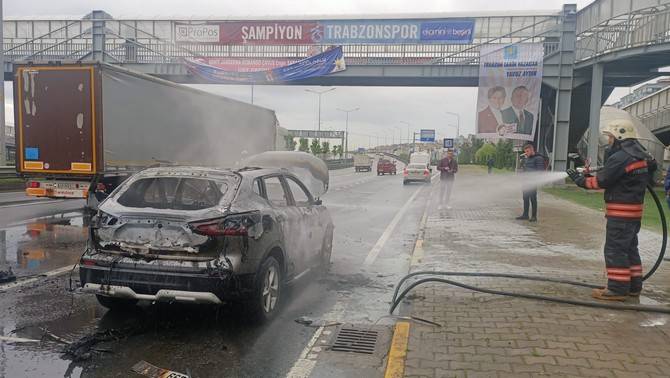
[0,164,438,377]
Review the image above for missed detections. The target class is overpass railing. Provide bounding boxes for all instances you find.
[624,86,670,132]
[575,3,670,62]
[2,13,563,66]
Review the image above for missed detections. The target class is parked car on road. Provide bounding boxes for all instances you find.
[377,159,397,175]
[80,161,333,321]
[403,164,431,184]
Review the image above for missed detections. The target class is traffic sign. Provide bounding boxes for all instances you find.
[419,129,435,142]
[443,138,454,149]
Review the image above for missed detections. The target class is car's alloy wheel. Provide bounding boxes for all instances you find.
[262,264,280,314]
[251,256,282,321]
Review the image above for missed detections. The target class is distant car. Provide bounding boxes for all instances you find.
[403,164,431,184]
[377,159,397,175]
[79,165,333,321]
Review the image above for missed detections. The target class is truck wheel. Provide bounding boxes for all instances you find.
[249,256,282,322]
[95,295,138,310]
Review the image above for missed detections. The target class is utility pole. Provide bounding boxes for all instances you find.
[337,107,359,158]
[0,0,5,166]
[306,88,336,132]
[445,111,460,148]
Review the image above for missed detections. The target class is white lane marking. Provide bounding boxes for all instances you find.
[285,326,325,378]
[285,293,346,378]
[0,199,65,209]
[363,185,426,266]
[0,264,77,293]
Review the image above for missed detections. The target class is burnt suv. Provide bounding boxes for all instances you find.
[80,164,333,321]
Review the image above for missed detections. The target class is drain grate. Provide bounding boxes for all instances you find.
[330,327,379,354]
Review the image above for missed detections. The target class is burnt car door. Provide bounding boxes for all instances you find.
[261,175,304,278]
[284,175,325,269]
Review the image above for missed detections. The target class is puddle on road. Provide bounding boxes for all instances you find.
[0,212,89,277]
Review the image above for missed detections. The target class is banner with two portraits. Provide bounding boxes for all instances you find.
[476,44,544,141]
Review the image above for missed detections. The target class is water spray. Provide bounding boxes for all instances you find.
[390,165,669,314]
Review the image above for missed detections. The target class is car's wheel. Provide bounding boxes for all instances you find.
[319,228,334,273]
[250,256,282,322]
[95,295,138,310]
[403,180,408,185]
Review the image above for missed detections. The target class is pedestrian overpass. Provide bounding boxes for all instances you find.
[3,0,670,170]
[624,85,670,144]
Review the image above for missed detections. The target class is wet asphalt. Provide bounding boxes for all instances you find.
[0,163,432,377]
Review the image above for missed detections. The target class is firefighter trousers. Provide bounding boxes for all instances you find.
[604,218,643,295]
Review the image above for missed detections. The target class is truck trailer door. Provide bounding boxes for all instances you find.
[15,65,100,175]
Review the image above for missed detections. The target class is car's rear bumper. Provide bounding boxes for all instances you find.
[82,283,223,304]
[79,256,252,304]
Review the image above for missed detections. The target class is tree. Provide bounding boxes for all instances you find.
[298,138,310,152]
[310,139,322,155]
[284,135,297,151]
[321,141,330,156]
[494,139,516,170]
[299,138,310,152]
[458,137,485,164]
[475,143,496,165]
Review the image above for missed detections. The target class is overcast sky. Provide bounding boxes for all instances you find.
[3,0,657,149]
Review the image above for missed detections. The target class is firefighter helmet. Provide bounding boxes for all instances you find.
[601,118,639,141]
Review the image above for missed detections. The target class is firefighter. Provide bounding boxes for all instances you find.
[566,118,656,301]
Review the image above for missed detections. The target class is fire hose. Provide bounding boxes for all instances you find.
[390,184,670,314]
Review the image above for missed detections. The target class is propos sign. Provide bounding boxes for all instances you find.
[175,24,220,43]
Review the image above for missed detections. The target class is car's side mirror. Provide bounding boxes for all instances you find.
[314,199,323,206]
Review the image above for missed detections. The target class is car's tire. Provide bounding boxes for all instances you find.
[319,228,334,273]
[249,256,282,322]
[403,180,408,185]
[95,295,138,310]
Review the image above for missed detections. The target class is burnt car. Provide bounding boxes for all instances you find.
[80,159,333,321]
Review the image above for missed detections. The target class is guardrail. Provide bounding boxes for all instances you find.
[325,158,353,170]
[0,166,18,179]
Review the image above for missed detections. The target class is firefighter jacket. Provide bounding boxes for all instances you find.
[582,139,656,221]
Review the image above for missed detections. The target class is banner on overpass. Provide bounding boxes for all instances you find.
[476,44,544,141]
[287,130,345,139]
[185,46,346,84]
[175,19,474,45]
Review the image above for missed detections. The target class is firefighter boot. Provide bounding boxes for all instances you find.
[592,288,626,301]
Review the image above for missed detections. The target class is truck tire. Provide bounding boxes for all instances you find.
[95,295,138,310]
[249,256,282,322]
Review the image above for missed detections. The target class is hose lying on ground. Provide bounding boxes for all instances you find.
[390,184,669,314]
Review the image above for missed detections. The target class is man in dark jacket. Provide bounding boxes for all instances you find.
[567,119,656,301]
[487,157,495,174]
[437,149,458,209]
[516,142,545,222]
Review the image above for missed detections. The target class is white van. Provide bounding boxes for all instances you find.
[409,152,431,168]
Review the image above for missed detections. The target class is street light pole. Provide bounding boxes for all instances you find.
[445,111,460,145]
[337,107,359,158]
[0,0,5,166]
[306,88,336,132]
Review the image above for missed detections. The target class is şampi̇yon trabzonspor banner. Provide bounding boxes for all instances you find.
[476,44,544,141]
[185,46,346,84]
[175,19,474,45]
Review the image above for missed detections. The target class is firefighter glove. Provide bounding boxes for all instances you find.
[566,169,586,188]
